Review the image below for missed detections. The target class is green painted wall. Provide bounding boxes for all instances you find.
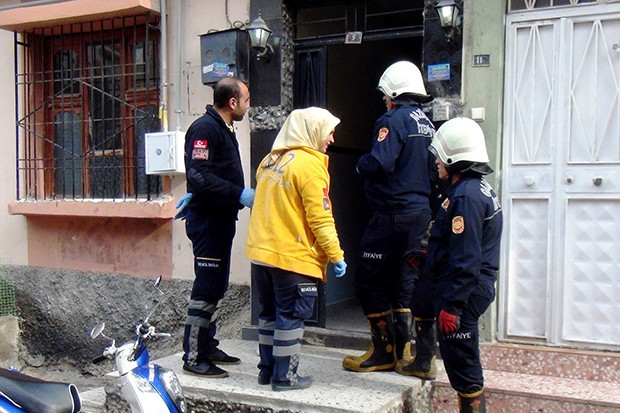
[462,0,506,191]
[462,0,507,342]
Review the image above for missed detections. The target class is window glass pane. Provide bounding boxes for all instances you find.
[53,50,80,95]
[89,156,122,198]
[54,111,83,198]
[133,40,160,89]
[134,105,161,196]
[88,40,122,151]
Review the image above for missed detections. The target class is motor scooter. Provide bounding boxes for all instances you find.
[0,366,81,413]
[90,277,186,413]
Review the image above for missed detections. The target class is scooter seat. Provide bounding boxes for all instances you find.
[0,367,81,413]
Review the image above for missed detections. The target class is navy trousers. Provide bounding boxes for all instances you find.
[183,214,236,365]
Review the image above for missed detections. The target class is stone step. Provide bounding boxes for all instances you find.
[480,342,620,382]
[154,339,433,413]
[433,343,620,413]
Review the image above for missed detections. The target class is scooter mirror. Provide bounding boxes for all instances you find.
[90,322,106,339]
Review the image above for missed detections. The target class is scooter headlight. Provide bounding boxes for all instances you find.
[131,373,157,393]
[159,367,187,413]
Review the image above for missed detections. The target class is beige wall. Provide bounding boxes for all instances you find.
[0,28,27,267]
[0,0,253,283]
[170,0,251,284]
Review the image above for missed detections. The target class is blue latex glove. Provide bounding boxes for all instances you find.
[174,192,193,220]
[239,188,255,208]
[334,260,347,278]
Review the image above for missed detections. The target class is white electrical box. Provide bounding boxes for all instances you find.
[145,131,186,175]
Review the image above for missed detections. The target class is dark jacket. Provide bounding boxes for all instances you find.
[426,175,503,310]
[356,105,435,213]
[184,105,244,218]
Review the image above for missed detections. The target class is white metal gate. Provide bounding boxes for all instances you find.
[500,4,620,350]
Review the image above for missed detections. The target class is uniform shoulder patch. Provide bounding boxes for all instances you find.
[452,216,465,234]
[441,198,451,210]
[377,127,389,142]
[192,139,209,160]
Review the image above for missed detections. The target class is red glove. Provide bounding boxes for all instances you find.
[439,309,460,334]
[404,249,427,269]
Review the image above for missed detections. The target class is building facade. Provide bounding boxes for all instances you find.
[0,0,618,352]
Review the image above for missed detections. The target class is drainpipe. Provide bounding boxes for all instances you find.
[160,0,169,131]
[174,0,182,131]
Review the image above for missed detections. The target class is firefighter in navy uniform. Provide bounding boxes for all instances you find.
[426,117,502,413]
[342,61,436,372]
[181,77,253,378]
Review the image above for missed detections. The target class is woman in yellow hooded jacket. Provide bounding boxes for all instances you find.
[246,107,346,391]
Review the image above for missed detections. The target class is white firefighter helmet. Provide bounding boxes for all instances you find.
[430,117,492,174]
[377,61,432,103]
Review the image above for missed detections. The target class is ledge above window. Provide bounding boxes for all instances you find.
[8,198,175,219]
[0,0,160,32]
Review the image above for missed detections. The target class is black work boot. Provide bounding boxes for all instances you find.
[393,308,413,363]
[342,311,396,372]
[395,317,437,379]
[182,361,228,378]
[458,387,486,413]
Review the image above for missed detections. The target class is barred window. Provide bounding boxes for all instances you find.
[15,13,162,201]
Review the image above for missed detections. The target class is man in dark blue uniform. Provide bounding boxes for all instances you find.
[342,61,436,372]
[181,77,253,378]
[426,117,502,412]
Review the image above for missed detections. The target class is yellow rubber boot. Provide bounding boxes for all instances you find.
[393,308,413,363]
[342,310,395,372]
[458,388,486,413]
[395,317,437,379]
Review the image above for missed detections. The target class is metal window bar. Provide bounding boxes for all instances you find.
[14,13,161,201]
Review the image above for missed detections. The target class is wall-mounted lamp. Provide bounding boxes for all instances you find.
[434,0,462,43]
[247,13,273,62]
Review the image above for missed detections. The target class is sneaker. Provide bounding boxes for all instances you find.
[258,372,271,385]
[271,375,313,391]
[183,361,228,378]
[208,348,241,365]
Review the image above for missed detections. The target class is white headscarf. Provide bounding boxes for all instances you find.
[273,107,340,151]
[262,107,340,167]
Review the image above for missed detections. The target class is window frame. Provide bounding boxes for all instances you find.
[15,13,163,202]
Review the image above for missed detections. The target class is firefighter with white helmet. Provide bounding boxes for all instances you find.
[342,61,436,373]
[420,117,502,413]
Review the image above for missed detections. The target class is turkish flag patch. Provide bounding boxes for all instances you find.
[193,140,208,149]
[192,139,209,160]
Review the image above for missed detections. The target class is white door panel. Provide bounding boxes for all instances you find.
[504,197,550,339]
[563,199,620,346]
[502,7,620,350]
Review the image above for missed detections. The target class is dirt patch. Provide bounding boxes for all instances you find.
[4,265,251,392]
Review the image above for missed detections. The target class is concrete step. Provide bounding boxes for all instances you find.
[432,343,620,413]
[155,339,434,413]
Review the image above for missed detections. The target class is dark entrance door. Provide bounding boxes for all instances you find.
[293,35,424,330]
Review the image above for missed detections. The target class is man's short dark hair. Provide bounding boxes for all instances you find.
[213,77,244,108]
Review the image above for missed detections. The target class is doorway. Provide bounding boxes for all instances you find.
[293,36,424,331]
